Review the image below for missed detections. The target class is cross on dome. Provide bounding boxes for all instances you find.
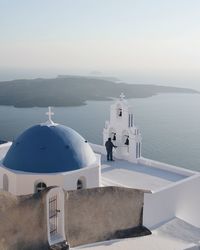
[120,92,125,100]
[46,106,54,124]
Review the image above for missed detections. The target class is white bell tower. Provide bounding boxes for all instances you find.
[103,93,142,163]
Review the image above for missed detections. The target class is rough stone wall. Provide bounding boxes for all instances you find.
[0,190,48,250]
[0,186,145,249]
[64,186,144,247]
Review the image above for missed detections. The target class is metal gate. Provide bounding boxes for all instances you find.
[49,195,58,236]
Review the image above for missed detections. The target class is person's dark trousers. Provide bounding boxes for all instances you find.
[107,151,113,161]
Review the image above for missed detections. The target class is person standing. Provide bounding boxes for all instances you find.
[105,138,117,161]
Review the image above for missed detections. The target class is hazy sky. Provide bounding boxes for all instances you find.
[0,0,200,89]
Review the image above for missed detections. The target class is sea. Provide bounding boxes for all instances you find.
[0,93,200,171]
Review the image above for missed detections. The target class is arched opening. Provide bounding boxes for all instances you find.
[3,174,9,191]
[128,113,134,127]
[136,142,141,158]
[109,128,117,141]
[77,179,83,190]
[77,176,86,190]
[116,104,123,118]
[35,182,47,193]
[122,130,129,154]
[47,187,66,246]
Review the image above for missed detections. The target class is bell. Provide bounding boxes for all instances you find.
[125,138,129,145]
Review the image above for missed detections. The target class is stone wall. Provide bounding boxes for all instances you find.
[0,186,147,249]
[64,186,145,247]
[0,190,49,250]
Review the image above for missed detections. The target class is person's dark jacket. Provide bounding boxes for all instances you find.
[105,140,116,152]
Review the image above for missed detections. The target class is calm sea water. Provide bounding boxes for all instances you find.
[0,93,200,171]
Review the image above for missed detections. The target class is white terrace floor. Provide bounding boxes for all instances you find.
[0,142,190,193]
[74,218,200,250]
[93,148,188,193]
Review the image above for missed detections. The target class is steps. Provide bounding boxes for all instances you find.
[49,241,70,250]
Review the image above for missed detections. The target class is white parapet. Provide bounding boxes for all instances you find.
[143,174,200,229]
[138,157,196,177]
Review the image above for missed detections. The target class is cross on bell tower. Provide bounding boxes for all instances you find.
[120,92,125,101]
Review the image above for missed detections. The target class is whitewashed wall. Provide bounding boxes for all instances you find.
[143,175,200,228]
[0,157,101,195]
[62,165,100,191]
[16,173,63,195]
[0,167,17,194]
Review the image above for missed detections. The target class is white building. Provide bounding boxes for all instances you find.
[0,108,100,195]
[0,96,200,249]
[91,94,200,250]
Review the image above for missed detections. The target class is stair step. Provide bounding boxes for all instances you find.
[49,241,69,250]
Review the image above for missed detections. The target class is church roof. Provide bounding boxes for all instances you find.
[3,124,96,173]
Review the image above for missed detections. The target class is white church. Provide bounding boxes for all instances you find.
[0,107,100,195]
[0,94,200,250]
[0,93,142,196]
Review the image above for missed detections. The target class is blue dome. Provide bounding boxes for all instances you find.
[3,124,96,173]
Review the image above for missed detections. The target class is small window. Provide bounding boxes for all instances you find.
[138,142,141,157]
[128,114,133,127]
[136,142,138,158]
[36,182,47,193]
[77,176,86,190]
[3,174,9,191]
[77,179,83,190]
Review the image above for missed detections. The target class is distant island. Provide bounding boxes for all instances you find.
[0,76,198,107]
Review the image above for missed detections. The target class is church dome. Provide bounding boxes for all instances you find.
[3,124,96,173]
